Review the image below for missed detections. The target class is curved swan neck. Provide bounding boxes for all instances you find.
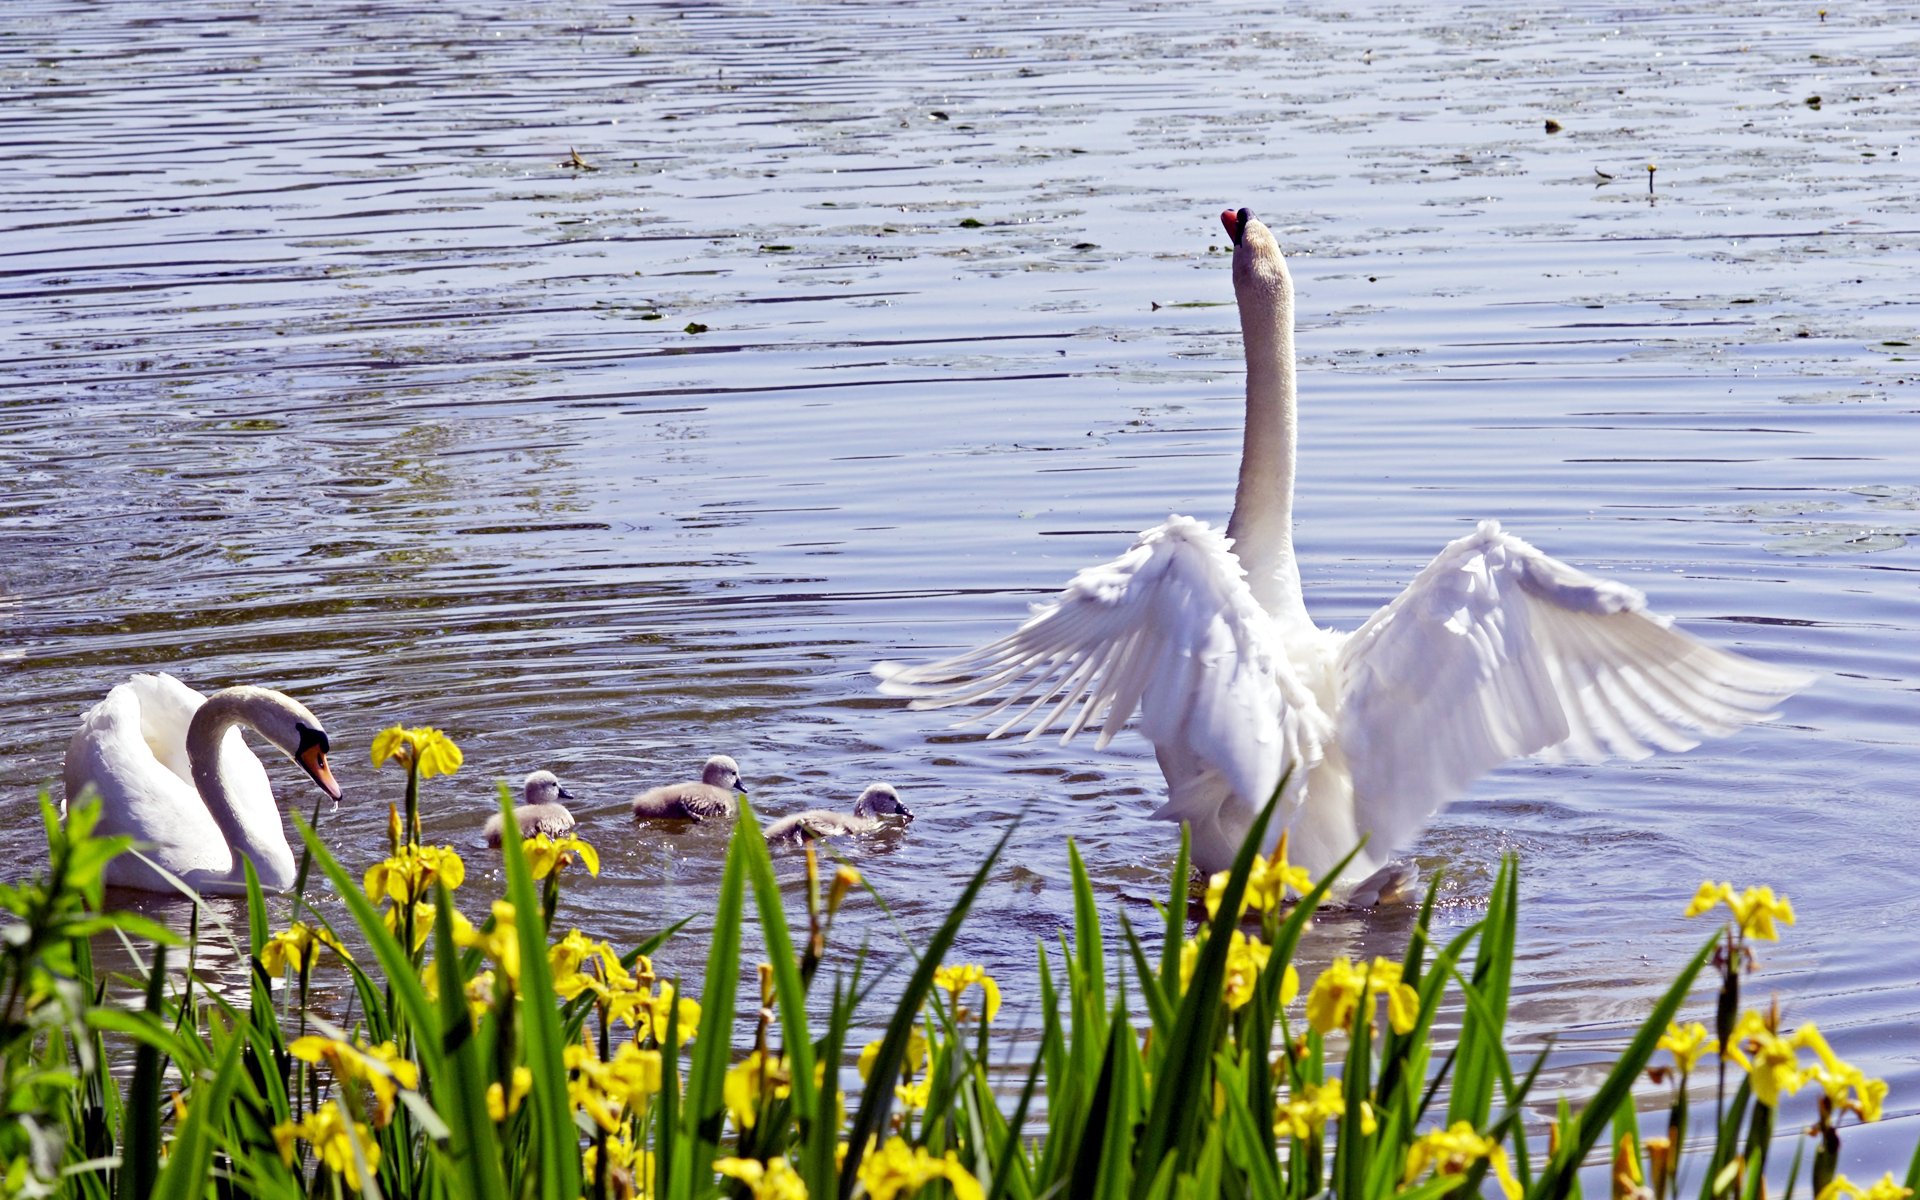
[1224,239,1309,626]
[185,689,297,888]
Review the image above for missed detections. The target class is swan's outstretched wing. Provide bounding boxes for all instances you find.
[876,515,1328,813]
[1336,520,1812,854]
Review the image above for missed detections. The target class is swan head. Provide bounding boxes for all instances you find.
[1221,206,1291,298]
[523,770,572,805]
[228,686,341,803]
[701,754,746,794]
[854,782,912,822]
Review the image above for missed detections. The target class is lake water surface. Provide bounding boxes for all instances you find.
[4,0,1917,1164]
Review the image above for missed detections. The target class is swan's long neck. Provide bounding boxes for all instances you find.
[1223,254,1310,628]
[186,691,297,889]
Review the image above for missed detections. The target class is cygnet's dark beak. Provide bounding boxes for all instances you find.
[558,786,575,801]
[898,806,916,823]
[736,781,750,797]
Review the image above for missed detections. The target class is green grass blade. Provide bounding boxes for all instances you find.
[292,813,444,1079]
[114,943,167,1200]
[1159,824,1191,998]
[1128,771,1288,1197]
[1529,931,1719,1200]
[495,789,583,1200]
[1216,1052,1282,1200]
[1066,1007,1124,1199]
[431,882,509,1200]
[150,1022,247,1200]
[1067,838,1107,1013]
[1448,853,1517,1130]
[672,822,749,1200]
[1119,913,1173,1037]
[985,1047,1044,1200]
[732,801,827,1192]
[839,821,1013,1198]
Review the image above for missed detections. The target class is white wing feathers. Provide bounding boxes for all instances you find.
[1337,520,1812,854]
[876,516,1328,812]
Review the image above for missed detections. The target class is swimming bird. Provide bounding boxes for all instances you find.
[485,769,577,846]
[765,782,914,844]
[877,207,1810,902]
[62,672,342,895]
[631,754,745,822]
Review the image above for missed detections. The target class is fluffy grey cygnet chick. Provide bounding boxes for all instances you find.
[485,770,577,847]
[631,754,745,822]
[765,783,913,844]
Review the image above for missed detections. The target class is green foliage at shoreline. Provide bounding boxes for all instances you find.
[2,735,1915,1200]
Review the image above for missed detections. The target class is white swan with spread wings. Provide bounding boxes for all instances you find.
[878,208,1810,901]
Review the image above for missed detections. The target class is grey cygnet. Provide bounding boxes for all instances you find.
[632,754,745,822]
[485,770,577,846]
[765,782,913,844]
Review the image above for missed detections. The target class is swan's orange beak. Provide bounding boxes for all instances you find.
[299,744,343,803]
[1221,206,1250,246]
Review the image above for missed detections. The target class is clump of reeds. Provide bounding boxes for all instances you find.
[1,735,1912,1200]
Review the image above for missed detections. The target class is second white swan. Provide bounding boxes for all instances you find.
[63,672,342,896]
[878,208,1810,901]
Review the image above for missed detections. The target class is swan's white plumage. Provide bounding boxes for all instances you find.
[879,517,1327,819]
[1334,520,1810,865]
[877,208,1810,896]
[63,673,328,895]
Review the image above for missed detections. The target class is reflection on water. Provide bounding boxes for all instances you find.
[4,0,1918,1160]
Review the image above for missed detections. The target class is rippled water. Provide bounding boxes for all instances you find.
[5,0,1918,1164]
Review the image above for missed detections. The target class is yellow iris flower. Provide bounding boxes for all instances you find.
[273,1100,380,1189]
[583,1129,649,1185]
[287,1036,419,1127]
[1305,956,1418,1036]
[895,1078,932,1111]
[564,1040,664,1132]
[1684,882,1796,942]
[370,725,464,778]
[857,1028,930,1084]
[857,1136,984,1200]
[589,960,656,1028]
[259,921,352,974]
[1178,930,1297,1011]
[1204,833,1315,919]
[634,981,701,1047]
[1721,1011,1816,1107]
[486,1066,532,1122]
[1793,1024,1888,1123]
[422,964,495,1025]
[524,832,600,878]
[454,900,522,985]
[715,1156,809,1200]
[932,963,1001,1023]
[1276,1078,1371,1139]
[1658,1021,1718,1074]
[363,843,466,906]
[724,1050,792,1131]
[1819,1175,1914,1200]
[1403,1121,1521,1200]
[828,864,863,915]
